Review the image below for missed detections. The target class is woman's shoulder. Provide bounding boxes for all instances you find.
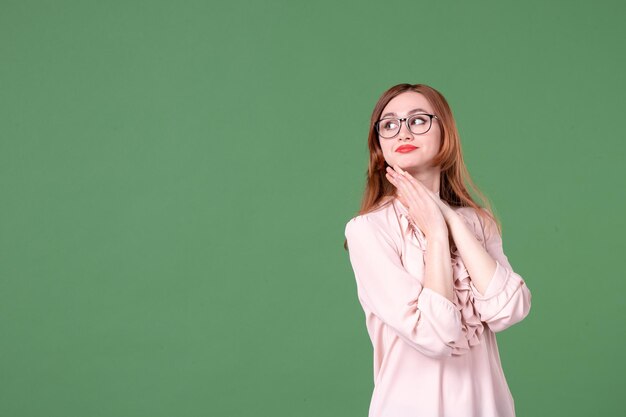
[344,198,398,237]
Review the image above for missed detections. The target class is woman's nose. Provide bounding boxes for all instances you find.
[398,120,414,139]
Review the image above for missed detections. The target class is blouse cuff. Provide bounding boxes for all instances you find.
[469,260,510,300]
[417,287,462,343]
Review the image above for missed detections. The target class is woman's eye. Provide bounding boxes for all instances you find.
[411,117,426,125]
[384,121,397,129]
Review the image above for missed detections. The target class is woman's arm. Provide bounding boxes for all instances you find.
[446,211,497,295]
[447,209,532,332]
[383,165,455,302]
[422,232,455,303]
[345,216,463,358]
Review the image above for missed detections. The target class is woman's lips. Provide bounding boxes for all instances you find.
[396,145,418,153]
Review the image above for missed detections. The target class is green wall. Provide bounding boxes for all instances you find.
[1,0,624,416]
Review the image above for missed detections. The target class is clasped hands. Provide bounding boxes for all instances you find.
[385,165,459,240]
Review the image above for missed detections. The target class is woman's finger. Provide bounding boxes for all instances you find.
[394,165,427,194]
[394,165,441,202]
[386,172,410,201]
[385,168,403,186]
[391,166,424,204]
[393,166,441,215]
[387,167,431,211]
[385,172,399,188]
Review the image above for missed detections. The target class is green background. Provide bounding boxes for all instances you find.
[1,0,624,416]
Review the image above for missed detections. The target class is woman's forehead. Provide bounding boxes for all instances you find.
[382,92,432,114]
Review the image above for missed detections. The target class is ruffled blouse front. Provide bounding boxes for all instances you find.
[393,198,485,356]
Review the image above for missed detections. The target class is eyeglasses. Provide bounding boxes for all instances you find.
[375,113,439,139]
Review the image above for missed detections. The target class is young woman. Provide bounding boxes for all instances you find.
[343,83,532,417]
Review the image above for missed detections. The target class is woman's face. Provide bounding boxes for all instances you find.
[377,91,442,174]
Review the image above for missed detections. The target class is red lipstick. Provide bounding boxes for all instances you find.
[396,145,418,153]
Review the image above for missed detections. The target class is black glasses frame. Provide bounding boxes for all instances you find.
[375,113,439,138]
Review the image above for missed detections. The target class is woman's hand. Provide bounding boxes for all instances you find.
[385,165,453,239]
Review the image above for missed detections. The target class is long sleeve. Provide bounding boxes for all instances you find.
[345,215,463,358]
[468,211,532,333]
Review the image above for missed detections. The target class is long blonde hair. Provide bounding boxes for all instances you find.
[344,83,501,251]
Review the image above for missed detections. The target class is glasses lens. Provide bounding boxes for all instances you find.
[408,114,431,135]
[377,115,433,138]
[377,118,400,138]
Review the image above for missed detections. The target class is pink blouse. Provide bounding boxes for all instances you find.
[344,196,532,417]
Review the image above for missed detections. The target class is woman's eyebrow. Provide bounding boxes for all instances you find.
[381,108,429,118]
